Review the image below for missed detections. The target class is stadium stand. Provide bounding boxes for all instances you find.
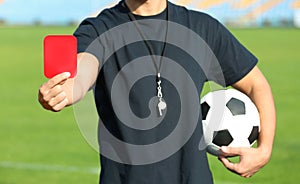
[241,0,284,23]
[292,0,300,8]
[197,0,230,9]
[176,0,194,6]
[0,0,299,27]
[232,0,259,9]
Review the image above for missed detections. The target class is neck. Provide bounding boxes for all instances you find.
[125,0,167,16]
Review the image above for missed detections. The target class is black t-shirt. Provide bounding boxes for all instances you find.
[74,1,257,184]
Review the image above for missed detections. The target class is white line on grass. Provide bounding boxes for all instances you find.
[0,161,99,174]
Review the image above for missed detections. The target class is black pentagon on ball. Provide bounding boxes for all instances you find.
[248,126,259,144]
[212,129,233,147]
[201,102,210,120]
[226,97,245,116]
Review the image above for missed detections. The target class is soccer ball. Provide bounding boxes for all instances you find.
[201,89,260,156]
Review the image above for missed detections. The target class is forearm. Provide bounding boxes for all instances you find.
[246,78,276,156]
[233,67,276,156]
[65,53,99,106]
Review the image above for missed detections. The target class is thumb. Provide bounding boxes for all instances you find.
[47,72,71,88]
[220,146,244,157]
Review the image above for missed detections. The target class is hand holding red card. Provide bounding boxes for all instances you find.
[44,35,77,78]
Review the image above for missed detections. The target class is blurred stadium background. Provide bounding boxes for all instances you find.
[0,0,299,184]
[0,0,300,27]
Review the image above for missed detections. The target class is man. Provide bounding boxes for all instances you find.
[38,0,276,183]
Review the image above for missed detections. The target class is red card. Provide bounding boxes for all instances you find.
[44,35,77,78]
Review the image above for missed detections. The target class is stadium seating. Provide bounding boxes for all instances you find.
[0,0,299,27]
[197,0,230,9]
[232,0,259,10]
[176,0,194,6]
[240,0,285,24]
[292,0,300,8]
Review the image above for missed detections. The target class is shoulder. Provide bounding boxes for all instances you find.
[169,2,220,26]
[169,2,226,47]
[91,1,129,27]
[77,2,126,35]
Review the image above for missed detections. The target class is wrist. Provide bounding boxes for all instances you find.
[257,144,273,162]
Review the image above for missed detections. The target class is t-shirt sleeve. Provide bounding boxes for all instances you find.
[73,18,104,63]
[210,19,258,87]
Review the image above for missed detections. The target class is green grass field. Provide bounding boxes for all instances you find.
[0,26,299,184]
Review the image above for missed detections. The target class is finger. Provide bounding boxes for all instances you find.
[220,146,244,157]
[219,155,245,176]
[43,85,64,102]
[52,98,69,112]
[48,92,67,107]
[39,72,70,98]
[242,173,251,178]
[39,84,50,98]
[38,89,46,104]
[46,72,71,89]
[219,156,236,171]
[219,156,254,177]
[39,101,53,111]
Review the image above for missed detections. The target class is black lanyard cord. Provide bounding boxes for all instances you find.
[125,1,169,74]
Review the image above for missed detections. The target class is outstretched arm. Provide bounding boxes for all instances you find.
[38,53,99,112]
[219,66,276,178]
